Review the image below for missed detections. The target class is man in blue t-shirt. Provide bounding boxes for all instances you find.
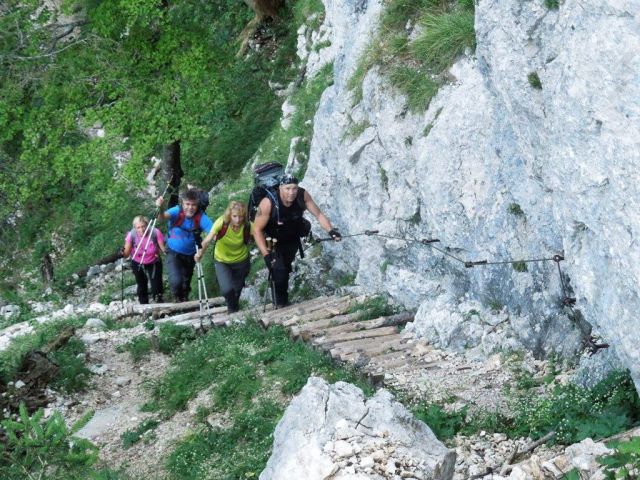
[155,189,213,302]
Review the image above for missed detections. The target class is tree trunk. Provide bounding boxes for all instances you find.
[163,140,182,208]
[40,252,54,288]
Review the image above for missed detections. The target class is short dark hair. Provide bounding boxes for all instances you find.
[183,189,200,204]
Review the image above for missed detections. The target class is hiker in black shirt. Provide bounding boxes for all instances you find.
[253,174,341,307]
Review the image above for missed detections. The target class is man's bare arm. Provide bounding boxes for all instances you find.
[252,198,272,256]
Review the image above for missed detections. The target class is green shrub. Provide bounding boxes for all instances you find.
[512,261,528,273]
[413,403,468,440]
[50,337,91,393]
[599,437,640,479]
[508,370,640,444]
[544,0,560,9]
[507,203,525,216]
[0,404,100,480]
[528,72,543,89]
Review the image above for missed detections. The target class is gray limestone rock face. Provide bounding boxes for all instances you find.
[259,377,456,480]
[300,0,639,382]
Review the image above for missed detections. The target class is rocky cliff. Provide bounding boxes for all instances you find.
[297,0,640,385]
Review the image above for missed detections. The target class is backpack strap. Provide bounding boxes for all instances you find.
[172,208,202,232]
[129,229,160,258]
[216,222,230,241]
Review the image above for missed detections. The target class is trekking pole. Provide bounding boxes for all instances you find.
[270,239,278,310]
[262,237,274,312]
[195,247,212,329]
[315,230,379,242]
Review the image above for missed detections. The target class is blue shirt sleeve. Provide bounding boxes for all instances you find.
[167,206,180,222]
[200,213,214,234]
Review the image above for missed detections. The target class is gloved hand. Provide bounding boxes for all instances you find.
[328,229,342,241]
[264,252,276,270]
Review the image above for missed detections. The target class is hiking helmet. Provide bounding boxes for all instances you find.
[279,174,299,185]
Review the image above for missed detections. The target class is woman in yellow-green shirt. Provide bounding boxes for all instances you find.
[196,201,252,313]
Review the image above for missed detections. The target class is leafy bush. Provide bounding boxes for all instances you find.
[508,370,640,444]
[0,404,99,480]
[599,437,640,479]
[413,403,468,440]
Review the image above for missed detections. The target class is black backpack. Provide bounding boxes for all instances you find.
[248,162,285,222]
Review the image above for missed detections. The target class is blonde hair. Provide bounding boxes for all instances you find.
[132,215,150,228]
[222,201,247,224]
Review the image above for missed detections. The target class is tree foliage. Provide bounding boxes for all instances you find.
[0,0,299,285]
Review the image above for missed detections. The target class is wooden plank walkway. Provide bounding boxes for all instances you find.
[133,294,436,385]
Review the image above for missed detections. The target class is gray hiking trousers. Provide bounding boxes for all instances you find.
[214,258,250,312]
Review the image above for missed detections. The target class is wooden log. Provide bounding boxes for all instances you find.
[307,311,414,339]
[114,297,225,319]
[291,310,372,340]
[313,326,400,347]
[154,306,227,324]
[281,298,354,328]
[259,296,345,327]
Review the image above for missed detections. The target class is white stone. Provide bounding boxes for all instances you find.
[85,318,107,330]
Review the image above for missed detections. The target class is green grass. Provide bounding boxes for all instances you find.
[150,321,372,479]
[388,65,440,112]
[507,370,640,444]
[121,418,160,448]
[117,335,153,363]
[348,0,475,113]
[412,11,476,70]
[346,295,399,320]
[157,324,197,355]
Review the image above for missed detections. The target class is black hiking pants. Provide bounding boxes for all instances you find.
[266,241,299,307]
[166,249,195,302]
[214,258,250,313]
[131,260,163,304]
